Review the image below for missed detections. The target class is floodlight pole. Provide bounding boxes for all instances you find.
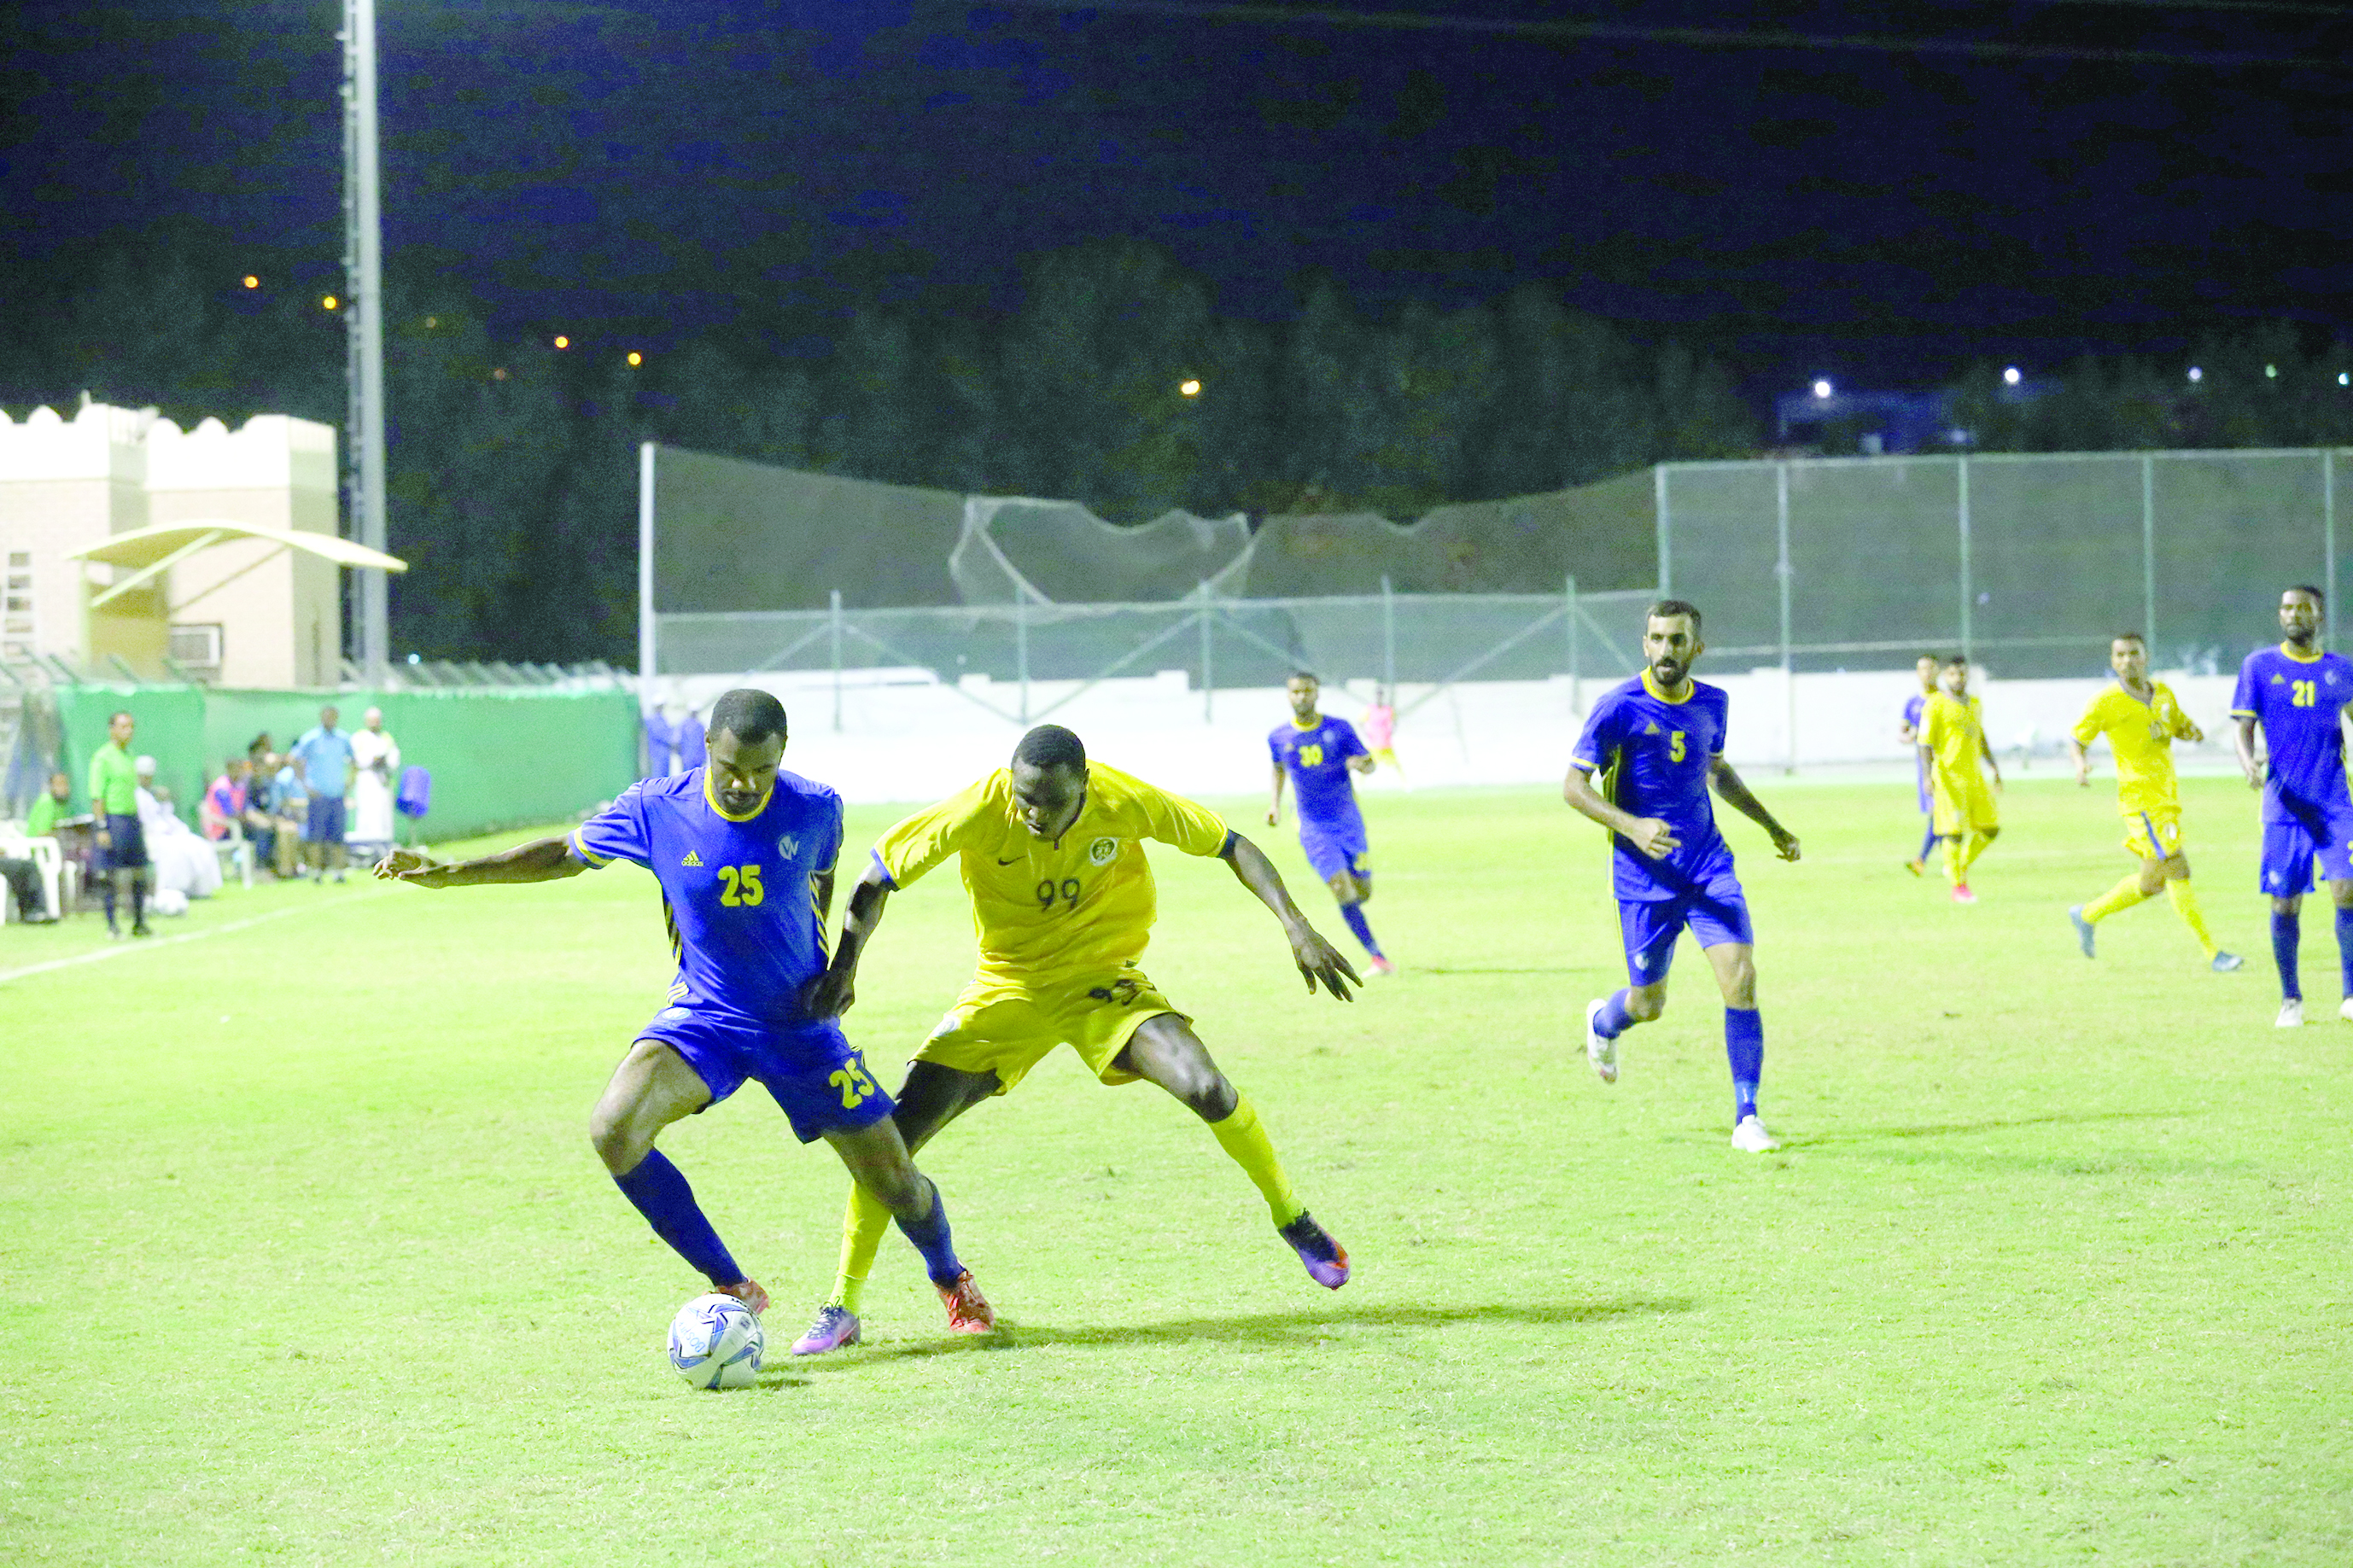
[342,0,389,685]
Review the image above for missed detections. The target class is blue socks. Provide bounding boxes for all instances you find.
[1725,1008,1763,1122]
[612,1149,743,1289]
[1339,901,1383,959]
[1917,822,1938,864]
[2273,911,2302,1000]
[2336,907,2353,999]
[1591,988,1637,1040]
[891,1175,966,1288]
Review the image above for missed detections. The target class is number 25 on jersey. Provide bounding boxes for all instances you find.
[716,864,764,906]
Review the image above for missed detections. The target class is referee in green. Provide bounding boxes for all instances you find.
[89,709,150,938]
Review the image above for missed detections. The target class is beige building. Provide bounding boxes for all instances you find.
[0,399,342,686]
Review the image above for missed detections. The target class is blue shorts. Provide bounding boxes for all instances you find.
[304,795,347,845]
[98,813,148,872]
[1299,814,1369,883]
[637,1007,893,1143]
[1618,870,1754,986]
[2259,811,2353,895]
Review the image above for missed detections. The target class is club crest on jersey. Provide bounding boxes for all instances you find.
[778,834,800,858]
[1089,836,1118,866]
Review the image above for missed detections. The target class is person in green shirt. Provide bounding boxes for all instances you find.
[89,710,151,937]
[24,771,72,839]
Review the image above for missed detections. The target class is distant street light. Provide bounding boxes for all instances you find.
[627,351,643,367]
[2002,366,2021,385]
[2187,366,2204,382]
[323,294,340,311]
[1180,379,1202,397]
[1812,378,1832,399]
[242,275,260,289]
[553,335,569,349]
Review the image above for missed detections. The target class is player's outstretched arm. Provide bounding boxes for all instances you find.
[2070,736,2093,787]
[1706,758,1801,862]
[1265,761,1286,827]
[374,836,584,888]
[804,860,891,1018]
[1561,764,1679,860]
[1218,831,1359,1000]
[2233,715,2262,790]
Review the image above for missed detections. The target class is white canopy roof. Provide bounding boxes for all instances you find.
[67,520,407,573]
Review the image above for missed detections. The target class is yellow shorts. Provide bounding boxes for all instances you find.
[2123,807,2184,861]
[913,966,1186,1094]
[1931,780,1999,836]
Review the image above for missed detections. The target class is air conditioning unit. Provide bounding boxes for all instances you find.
[169,622,224,681]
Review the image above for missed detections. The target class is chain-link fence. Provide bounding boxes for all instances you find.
[1660,448,2345,679]
[652,585,1656,727]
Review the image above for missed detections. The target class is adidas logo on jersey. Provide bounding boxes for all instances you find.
[1644,720,1662,735]
[682,850,704,866]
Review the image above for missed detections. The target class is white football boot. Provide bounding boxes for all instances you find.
[1583,998,1619,1084]
[1731,1115,1780,1153]
[2276,998,2304,1028]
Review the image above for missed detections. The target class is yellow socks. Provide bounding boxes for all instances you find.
[1208,1093,1304,1227]
[827,1182,892,1312]
[1942,835,1965,886]
[1960,831,1994,876]
[2083,874,2150,924]
[2167,879,2219,959]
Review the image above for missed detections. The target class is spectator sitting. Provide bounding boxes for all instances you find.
[26,770,74,839]
[135,755,223,901]
[264,752,307,878]
[0,843,55,924]
[202,756,277,868]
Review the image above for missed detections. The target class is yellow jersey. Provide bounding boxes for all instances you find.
[1918,691,1989,788]
[2072,679,2193,817]
[872,761,1231,984]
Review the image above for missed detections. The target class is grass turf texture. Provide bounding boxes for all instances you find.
[3,773,2348,1565]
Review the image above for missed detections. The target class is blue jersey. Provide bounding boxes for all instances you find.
[1902,693,1927,733]
[1270,715,1368,827]
[569,767,844,1028]
[2231,644,2353,825]
[1572,673,1733,901]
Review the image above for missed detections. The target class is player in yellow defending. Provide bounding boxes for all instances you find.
[784,724,1360,1355]
[2067,634,2243,971]
[1918,654,2001,902]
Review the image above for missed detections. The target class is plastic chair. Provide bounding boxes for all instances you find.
[0,832,69,924]
[395,767,431,843]
[212,825,254,889]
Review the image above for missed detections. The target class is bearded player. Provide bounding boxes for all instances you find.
[2231,585,2353,1026]
[1268,670,1393,974]
[785,724,1358,1355]
[1566,600,1801,1153]
[377,688,992,1338]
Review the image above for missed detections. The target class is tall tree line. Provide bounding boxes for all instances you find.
[6,227,2344,665]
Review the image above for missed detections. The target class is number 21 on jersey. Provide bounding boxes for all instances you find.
[2292,679,2318,708]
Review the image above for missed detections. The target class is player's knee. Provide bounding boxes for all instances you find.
[587,1107,649,1175]
[1625,988,1666,1022]
[1180,1069,1238,1121]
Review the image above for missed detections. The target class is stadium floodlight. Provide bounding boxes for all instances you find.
[2341,373,2350,387]
[342,0,389,684]
[242,275,259,289]
[554,335,569,349]
[1812,378,1832,399]
[2002,366,2021,385]
[2187,366,2204,382]
[1180,379,1202,397]
[323,294,340,311]
[628,351,643,366]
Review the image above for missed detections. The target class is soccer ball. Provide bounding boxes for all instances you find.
[667,1293,764,1390]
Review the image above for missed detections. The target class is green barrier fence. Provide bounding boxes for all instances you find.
[49,685,639,842]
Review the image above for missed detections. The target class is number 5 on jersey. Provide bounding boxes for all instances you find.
[1668,731,1686,762]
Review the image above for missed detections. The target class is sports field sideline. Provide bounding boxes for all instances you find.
[3,773,2346,1565]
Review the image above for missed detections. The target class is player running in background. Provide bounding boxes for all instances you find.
[1269,671,1393,975]
[1918,655,2002,902]
[2066,634,2242,972]
[786,723,1358,1355]
[2230,586,2353,1027]
[1566,599,1801,1153]
[377,688,992,1336]
[1899,654,1941,875]
[1362,684,1406,783]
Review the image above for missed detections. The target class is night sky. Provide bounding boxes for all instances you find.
[3,0,2346,392]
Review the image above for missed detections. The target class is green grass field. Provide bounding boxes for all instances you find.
[3,772,2348,1565]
